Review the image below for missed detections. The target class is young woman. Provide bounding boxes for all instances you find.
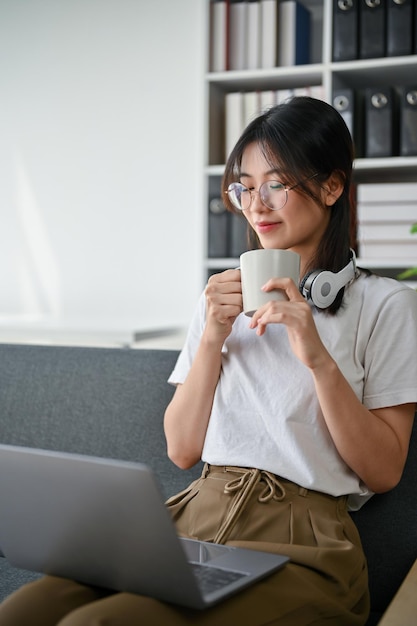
[1,97,416,626]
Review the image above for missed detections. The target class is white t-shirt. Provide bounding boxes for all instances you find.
[168,272,417,510]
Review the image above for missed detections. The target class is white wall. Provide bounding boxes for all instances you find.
[0,0,205,341]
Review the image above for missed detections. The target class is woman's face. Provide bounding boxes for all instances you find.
[239,142,331,271]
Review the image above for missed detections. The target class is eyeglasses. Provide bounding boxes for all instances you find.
[225,174,318,212]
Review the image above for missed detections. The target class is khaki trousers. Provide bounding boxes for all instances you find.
[0,465,370,626]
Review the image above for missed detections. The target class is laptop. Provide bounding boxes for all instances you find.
[0,444,288,610]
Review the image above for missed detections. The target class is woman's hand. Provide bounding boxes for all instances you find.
[204,269,243,345]
[249,277,331,371]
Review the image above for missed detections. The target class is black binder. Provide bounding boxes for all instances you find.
[229,212,248,258]
[399,86,417,156]
[333,88,365,156]
[332,0,359,61]
[386,0,413,56]
[332,88,355,139]
[208,196,229,258]
[415,0,417,54]
[359,0,386,59]
[364,87,397,158]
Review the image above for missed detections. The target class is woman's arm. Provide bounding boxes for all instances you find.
[250,277,416,493]
[312,357,415,493]
[164,269,243,469]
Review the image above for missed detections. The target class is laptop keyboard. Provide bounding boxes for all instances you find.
[191,562,248,595]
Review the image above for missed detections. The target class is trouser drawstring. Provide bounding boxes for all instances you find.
[207,465,286,544]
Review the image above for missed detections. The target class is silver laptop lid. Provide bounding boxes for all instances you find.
[0,444,288,609]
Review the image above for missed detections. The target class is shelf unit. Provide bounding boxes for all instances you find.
[203,0,417,278]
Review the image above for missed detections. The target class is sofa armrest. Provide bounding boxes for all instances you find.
[377,558,417,625]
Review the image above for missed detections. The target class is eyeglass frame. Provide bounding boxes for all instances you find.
[225,173,319,212]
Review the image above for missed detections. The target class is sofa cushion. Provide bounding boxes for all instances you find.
[0,344,202,499]
[351,419,417,621]
[0,560,41,601]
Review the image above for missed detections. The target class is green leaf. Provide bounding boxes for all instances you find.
[397,267,417,280]
[396,224,417,281]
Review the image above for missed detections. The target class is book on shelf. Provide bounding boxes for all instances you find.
[247,0,261,69]
[260,90,277,112]
[359,240,417,260]
[278,0,311,66]
[260,0,279,68]
[243,91,260,128]
[229,0,247,70]
[277,85,325,103]
[210,0,228,71]
[225,91,244,160]
[356,182,417,262]
[359,223,417,242]
[224,86,325,161]
[210,0,315,72]
[357,182,417,203]
[276,88,294,103]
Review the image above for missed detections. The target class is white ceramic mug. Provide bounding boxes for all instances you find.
[240,249,301,317]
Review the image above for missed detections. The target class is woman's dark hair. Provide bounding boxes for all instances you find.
[221,96,355,313]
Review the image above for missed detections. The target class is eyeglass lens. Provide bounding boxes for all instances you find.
[228,181,287,211]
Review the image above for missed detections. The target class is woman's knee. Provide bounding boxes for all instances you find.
[57,593,193,626]
[0,576,108,626]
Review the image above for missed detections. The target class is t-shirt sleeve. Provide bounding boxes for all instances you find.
[362,285,417,409]
[167,291,207,386]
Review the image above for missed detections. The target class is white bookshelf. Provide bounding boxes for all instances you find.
[203,0,417,277]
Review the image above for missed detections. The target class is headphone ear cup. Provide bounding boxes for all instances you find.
[301,269,353,309]
[300,251,358,309]
[299,270,319,301]
[308,271,340,309]
[300,270,337,309]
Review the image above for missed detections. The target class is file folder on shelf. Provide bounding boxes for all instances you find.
[399,86,417,157]
[208,196,229,259]
[386,0,413,57]
[332,88,355,139]
[332,88,365,156]
[229,212,249,258]
[415,0,417,54]
[364,87,396,158]
[359,0,386,59]
[332,0,359,61]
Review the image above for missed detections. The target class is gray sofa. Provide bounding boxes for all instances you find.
[0,343,416,625]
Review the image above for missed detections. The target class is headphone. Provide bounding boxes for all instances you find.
[299,249,358,309]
